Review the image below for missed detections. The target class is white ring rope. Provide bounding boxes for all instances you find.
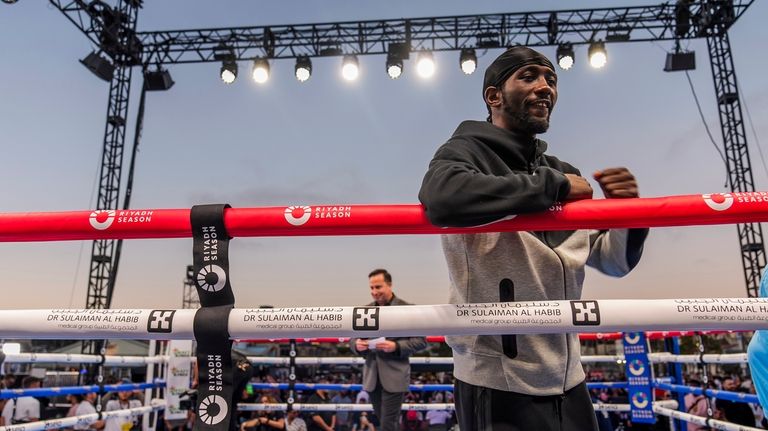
[0,403,164,431]
[648,352,749,364]
[654,405,763,431]
[2,299,766,339]
[245,353,748,366]
[238,400,679,413]
[1,353,168,366]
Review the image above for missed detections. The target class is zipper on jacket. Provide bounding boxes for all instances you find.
[499,278,517,359]
[550,242,570,393]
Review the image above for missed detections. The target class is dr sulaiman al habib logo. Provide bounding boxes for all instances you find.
[284,206,311,226]
[702,193,734,211]
[89,210,115,230]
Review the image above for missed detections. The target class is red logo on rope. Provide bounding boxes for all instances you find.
[284,206,312,226]
[702,193,734,211]
[89,210,115,230]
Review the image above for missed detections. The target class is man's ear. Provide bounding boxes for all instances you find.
[484,86,501,108]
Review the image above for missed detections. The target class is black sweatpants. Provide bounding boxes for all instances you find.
[454,379,599,431]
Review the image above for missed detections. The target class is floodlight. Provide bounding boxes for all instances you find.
[588,41,607,69]
[416,51,435,78]
[80,51,115,82]
[144,69,175,91]
[251,58,270,84]
[664,50,696,72]
[295,56,312,82]
[556,43,575,70]
[386,55,403,79]
[341,55,359,81]
[220,60,238,84]
[459,48,477,75]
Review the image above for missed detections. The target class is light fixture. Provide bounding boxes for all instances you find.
[386,54,403,79]
[416,51,435,78]
[143,69,175,91]
[556,43,575,70]
[80,51,115,82]
[295,56,312,82]
[588,41,607,69]
[459,48,477,75]
[220,60,238,84]
[341,55,359,81]
[251,58,270,84]
[664,50,696,72]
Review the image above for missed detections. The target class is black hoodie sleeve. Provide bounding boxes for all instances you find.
[418,140,571,227]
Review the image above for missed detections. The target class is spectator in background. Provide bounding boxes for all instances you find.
[306,384,335,431]
[104,382,143,431]
[0,381,6,427]
[331,389,353,431]
[352,395,376,431]
[715,378,755,427]
[73,392,102,430]
[683,380,709,431]
[240,395,283,431]
[2,375,43,424]
[284,409,307,431]
[425,408,451,431]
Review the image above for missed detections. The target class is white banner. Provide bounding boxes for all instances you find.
[165,340,194,421]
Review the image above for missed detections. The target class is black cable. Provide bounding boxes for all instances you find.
[684,70,729,187]
[737,75,768,181]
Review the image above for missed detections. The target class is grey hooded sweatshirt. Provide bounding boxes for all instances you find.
[418,120,647,395]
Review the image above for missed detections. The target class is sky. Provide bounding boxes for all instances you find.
[0,1,767,311]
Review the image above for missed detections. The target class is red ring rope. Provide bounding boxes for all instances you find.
[0,192,764,242]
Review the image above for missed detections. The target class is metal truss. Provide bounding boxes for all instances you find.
[705,26,765,297]
[182,265,201,309]
[137,1,752,65]
[83,0,139,313]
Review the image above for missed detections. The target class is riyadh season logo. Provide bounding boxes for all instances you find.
[197,265,227,292]
[284,206,312,226]
[631,392,650,409]
[702,193,734,211]
[89,210,115,230]
[623,332,641,345]
[198,394,228,425]
[628,359,646,377]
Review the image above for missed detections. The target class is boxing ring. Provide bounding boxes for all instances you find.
[2,192,768,431]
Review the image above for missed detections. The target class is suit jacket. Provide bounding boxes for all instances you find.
[351,296,427,393]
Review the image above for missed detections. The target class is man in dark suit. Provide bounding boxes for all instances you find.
[351,269,427,431]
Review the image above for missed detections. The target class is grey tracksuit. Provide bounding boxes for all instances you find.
[419,120,648,396]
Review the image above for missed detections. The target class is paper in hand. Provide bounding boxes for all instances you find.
[367,337,386,350]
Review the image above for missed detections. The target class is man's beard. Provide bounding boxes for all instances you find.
[502,97,550,134]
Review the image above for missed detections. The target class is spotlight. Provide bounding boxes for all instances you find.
[220,60,238,84]
[251,58,270,84]
[143,68,175,91]
[588,41,607,69]
[664,50,696,72]
[341,55,359,81]
[556,43,575,70]
[80,51,115,82]
[295,56,312,82]
[459,48,477,75]
[386,54,403,79]
[416,51,435,78]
